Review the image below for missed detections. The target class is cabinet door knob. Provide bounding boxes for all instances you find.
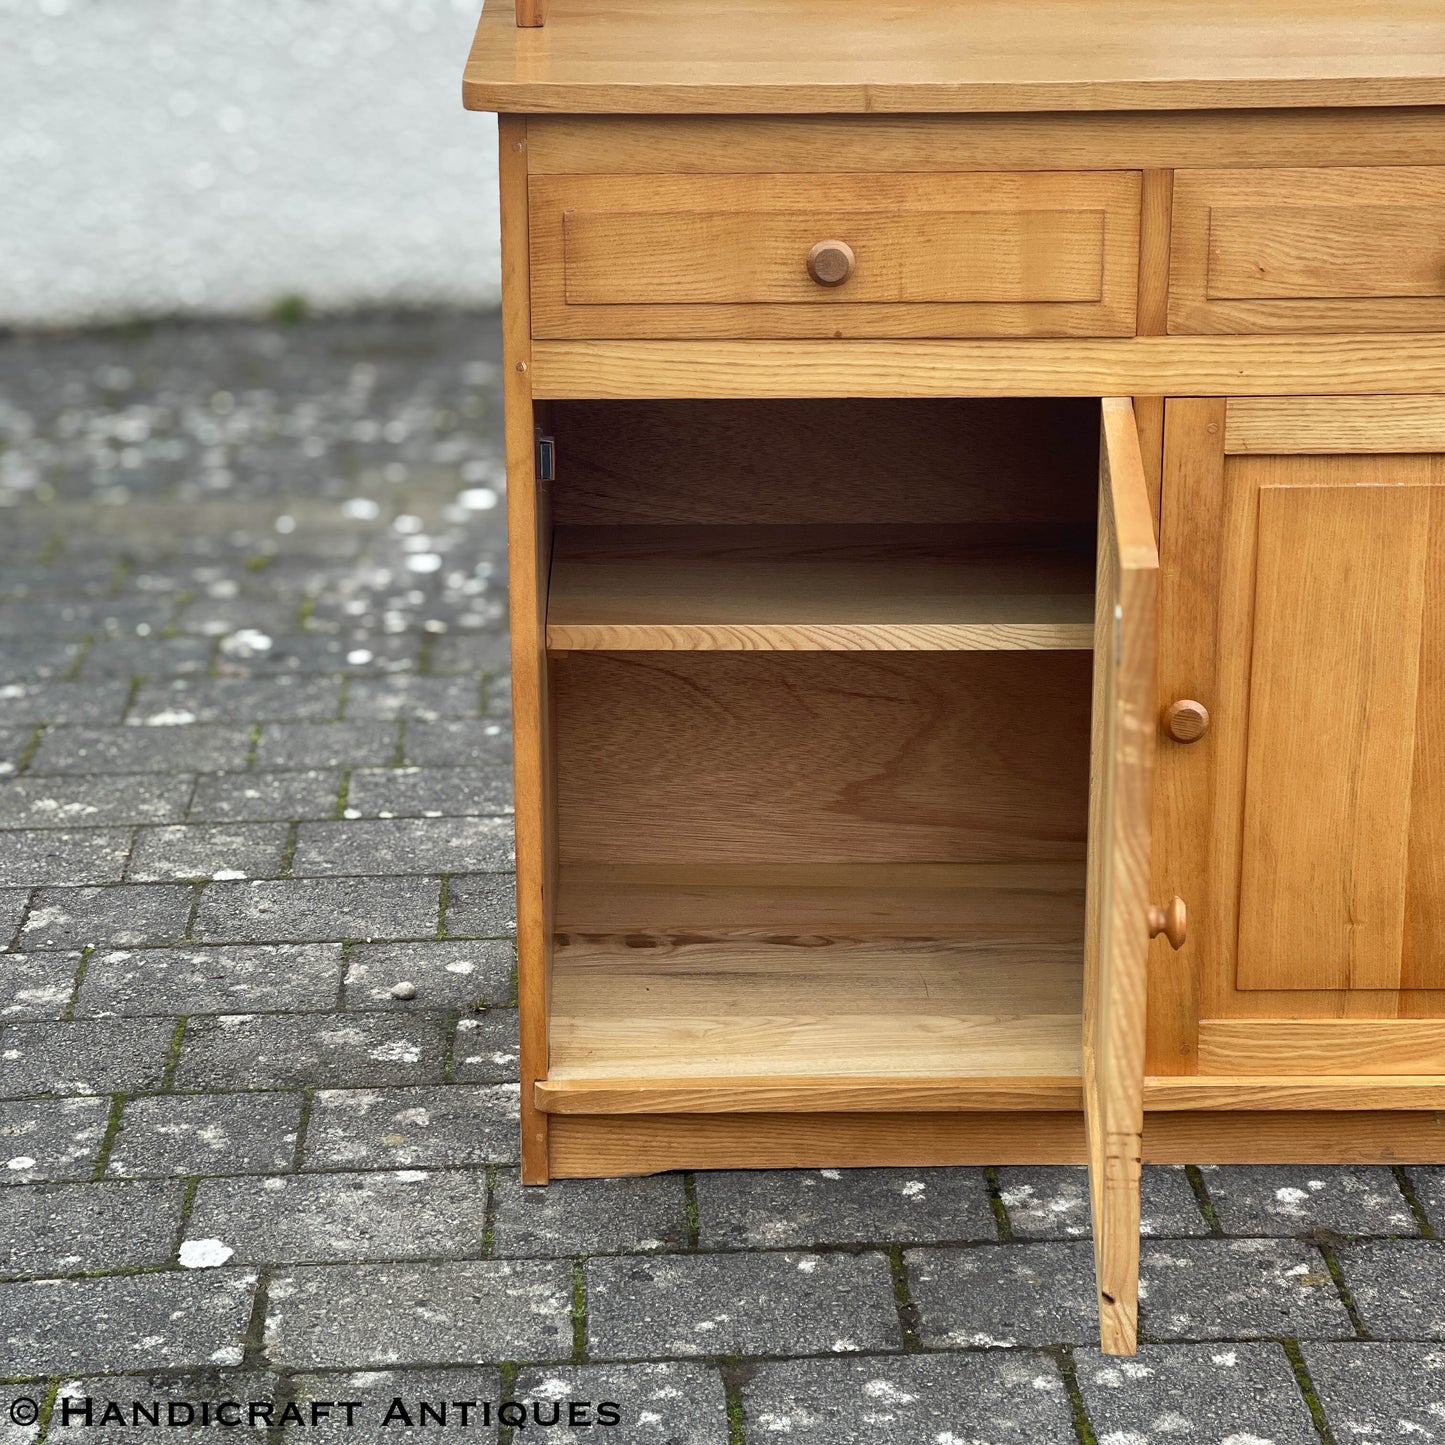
[1164,699,1210,742]
[807,240,855,287]
[1148,896,1188,950]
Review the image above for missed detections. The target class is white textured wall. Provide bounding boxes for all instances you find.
[1,0,501,327]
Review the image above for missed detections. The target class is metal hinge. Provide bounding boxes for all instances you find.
[535,431,556,482]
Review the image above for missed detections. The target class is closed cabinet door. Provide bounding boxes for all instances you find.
[1159,398,1445,1037]
[1085,398,1160,1355]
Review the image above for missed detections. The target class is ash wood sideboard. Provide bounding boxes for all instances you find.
[464,0,1445,1355]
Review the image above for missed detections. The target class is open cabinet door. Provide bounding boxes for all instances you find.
[1085,398,1159,1356]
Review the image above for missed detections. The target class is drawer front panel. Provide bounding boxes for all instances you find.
[1171,167,1445,333]
[530,172,1141,339]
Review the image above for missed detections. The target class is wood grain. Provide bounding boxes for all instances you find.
[1133,396,1165,540]
[1235,463,1432,991]
[1136,170,1174,339]
[542,1074,1445,1115]
[1143,1075,1445,1110]
[498,115,552,1184]
[550,1111,1091,1175]
[464,0,1445,115]
[564,205,1106,304]
[1199,1019,1445,1074]
[548,399,1100,529]
[1404,467,1445,992]
[1163,700,1210,744]
[1172,402,1445,1021]
[529,171,1139,339]
[1226,395,1445,453]
[530,335,1445,400]
[525,112,1445,177]
[1132,170,1173,536]
[1148,400,1225,1074]
[548,859,1086,1093]
[556,861,1089,936]
[546,524,1095,652]
[549,942,1083,1080]
[547,1109,1445,1177]
[1144,1111,1445,1164]
[1084,397,1159,1356]
[515,0,545,25]
[553,651,1093,866]
[1171,167,1445,333]
[536,1077,1085,1114]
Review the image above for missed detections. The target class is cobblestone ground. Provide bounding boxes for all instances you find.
[2,315,1444,1444]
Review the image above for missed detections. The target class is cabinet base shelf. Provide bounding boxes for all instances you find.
[551,860,1088,1093]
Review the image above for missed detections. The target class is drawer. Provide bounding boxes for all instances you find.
[529,172,1141,339]
[1170,166,1445,334]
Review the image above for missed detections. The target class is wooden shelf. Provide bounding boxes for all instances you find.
[545,861,1086,1113]
[547,524,1094,652]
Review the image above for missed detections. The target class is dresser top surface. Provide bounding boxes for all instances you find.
[463,0,1445,115]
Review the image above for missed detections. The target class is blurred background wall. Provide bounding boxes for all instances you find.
[2,0,501,329]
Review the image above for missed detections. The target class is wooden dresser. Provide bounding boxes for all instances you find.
[463,0,1445,1354]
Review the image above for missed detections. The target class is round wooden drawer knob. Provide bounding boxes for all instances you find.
[1148,896,1188,950]
[1164,699,1210,742]
[807,240,855,287]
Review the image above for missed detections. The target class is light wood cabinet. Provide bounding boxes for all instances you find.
[466,0,1445,1358]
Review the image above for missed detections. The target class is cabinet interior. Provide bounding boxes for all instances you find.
[544,398,1101,1089]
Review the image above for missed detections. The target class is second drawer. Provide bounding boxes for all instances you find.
[1171,166,1445,334]
[529,171,1142,340]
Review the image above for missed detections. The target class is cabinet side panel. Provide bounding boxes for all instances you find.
[500,115,553,1184]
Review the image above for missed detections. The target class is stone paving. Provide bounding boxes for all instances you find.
[1,314,1444,1443]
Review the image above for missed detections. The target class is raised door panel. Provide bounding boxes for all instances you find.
[1232,464,1445,991]
[1085,397,1158,1357]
